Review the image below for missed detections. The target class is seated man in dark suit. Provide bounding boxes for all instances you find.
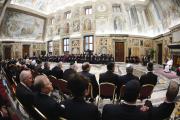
[102,80,179,120]
[79,62,99,100]
[102,80,149,120]
[33,75,65,120]
[63,62,77,81]
[42,62,51,76]
[119,64,139,86]
[51,62,63,79]
[61,73,101,120]
[16,70,34,108]
[99,62,119,86]
[150,80,179,120]
[139,62,157,86]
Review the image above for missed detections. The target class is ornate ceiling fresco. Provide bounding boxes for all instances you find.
[10,0,148,14]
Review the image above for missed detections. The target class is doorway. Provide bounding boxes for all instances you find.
[23,45,30,59]
[4,45,12,59]
[158,44,162,64]
[115,42,124,62]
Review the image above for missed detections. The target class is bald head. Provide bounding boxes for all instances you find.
[34,75,53,94]
[166,81,179,102]
[126,64,133,74]
[19,70,33,87]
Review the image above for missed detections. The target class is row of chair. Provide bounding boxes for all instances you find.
[98,83,154,105]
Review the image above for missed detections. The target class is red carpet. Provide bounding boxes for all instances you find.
[154,68,179,79]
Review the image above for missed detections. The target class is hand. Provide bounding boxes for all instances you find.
[140,105,149,112]
[0,106,8,117]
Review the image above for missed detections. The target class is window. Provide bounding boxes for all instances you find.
[65,11,71,19]
[85,7,92,15]
[48,41,53,55]
[112,4,121,13]
[50,17,55,25]
[84,35,94,51]
[63,38,69,52]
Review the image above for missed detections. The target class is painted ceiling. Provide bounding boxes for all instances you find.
[10,0,147,14]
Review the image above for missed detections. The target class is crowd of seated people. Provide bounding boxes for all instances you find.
[0,58,179,120]
[126,56,140,64]
[30,53,114,64]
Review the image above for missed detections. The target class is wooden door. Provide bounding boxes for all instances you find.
[4,46,12,59]
[158,44,162,64]
[23,45,30,59]
[115,42,124,62]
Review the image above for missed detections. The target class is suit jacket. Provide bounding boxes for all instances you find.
[62,98,101,120]
[102,103,149,120]
[51,66,63,79]
[119,73,139,86]
[34,93,65,120]
[151,102,175,120]
[16,83,34,107]
[63,68,76,81]
[79,71,99,98]
[140,72,157,86]
[42,68,51,76]
[99,71,119,86]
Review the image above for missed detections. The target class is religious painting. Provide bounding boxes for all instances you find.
[114,16,123,31]
[64,22,70,34]
[0,10,45,40]
[84,19,91,31]
[73,20,80,32]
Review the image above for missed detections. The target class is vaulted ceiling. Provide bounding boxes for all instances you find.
[10,0,149,15]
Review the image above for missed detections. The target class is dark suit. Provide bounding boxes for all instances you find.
[42,68,51,76]
[151,102,175,120]
[102,103,149,120]
[99,71,119,86]
[119,73,139,86]
[63,68,76,81]
[16,83,34,107]
[62,98,101,120]
[139,72,157,86]
[34,93,65,120]
[51,66,63,79]
[79,71,99,98]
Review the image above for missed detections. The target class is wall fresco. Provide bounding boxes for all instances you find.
[0,10,45,40]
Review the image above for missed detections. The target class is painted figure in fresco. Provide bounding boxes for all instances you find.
[84,19,91,31]
[114,17,122,31]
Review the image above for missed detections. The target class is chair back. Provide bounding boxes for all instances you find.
[48,75,59,89]
[85,82,93,98]
[119,85,125,100]
[58,79,70,95]
[99,82,116,98]
[139,84,154,100]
